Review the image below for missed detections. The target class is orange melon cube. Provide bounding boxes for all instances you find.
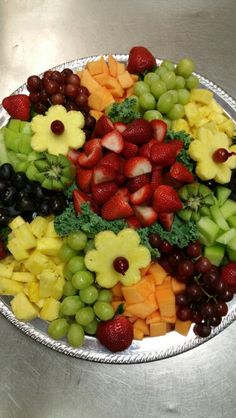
[131,74,139,82]
[149,263,168,285]
[80,69,100,94]
[140,263,151,277]
[146,310,161,324]
[175,319,192,336]
[150,322,167,337]
[88,87,114,111]
[126,299,157,319]
[93,73,110,85]
[158,276,172,291]
[89,110,103,121]
[102,76,124,98]
[161,314,176,324]
[134,319,149,335]
[133,327,144,340]
[171,277,186,294]
[155,287,175,317]
[111,300,126,311]
[146,292,158,309]
[128,316,138,324]
[116,62,126,75]
[121,277,154,304]
[125,87,134,97]
[111,282,123,299]
[87,58,104,76]
[117,71,134,89]
[108,55,118,77]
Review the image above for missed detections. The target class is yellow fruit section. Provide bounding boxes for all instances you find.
[0,216,65,322]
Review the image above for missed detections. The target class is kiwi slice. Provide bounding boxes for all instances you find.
[178,183,216,222]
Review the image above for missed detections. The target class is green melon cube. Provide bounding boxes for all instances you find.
[228,215,236,229]
[228,235,236,251]
[216,228,236,245]
[216,186,231,207]
[8,119,21,133]
[220,199,236,219]
[197,217,220,245]
[227,247,236,262]
[204,245,225,266]
[210,205,229,231]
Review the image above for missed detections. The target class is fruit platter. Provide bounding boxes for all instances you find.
[0,47,236,363]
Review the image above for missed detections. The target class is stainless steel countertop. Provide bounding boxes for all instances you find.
[0,1,236,417]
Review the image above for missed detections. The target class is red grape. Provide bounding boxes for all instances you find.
[177,307,192,321]
[27,75,42,92]
[194,256,211,274]
[194,323,211,338]
[186,240,201,258]
[178,260,194,277]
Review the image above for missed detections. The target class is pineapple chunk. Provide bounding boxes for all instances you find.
[35,299,45,309]
[44,220,58,238]
[27,282,40,303]
[38,269,58,298]
[190,89,213,104]
[171,118,190,133]
[51,276,65,300]
[8,216,25,230]
[208,98,224,114]
[219,119,235,137]
[24,251,51,275]
[0,278,24,295]
[12,272,36,283]
[0,255,15,265]
[0,262,14,278]
[40,297,60,321]
[51,257,63,265]
[7,238,29,261]
[210,112,227,125]
[14,223,37,250]
[36,237,62,256]
[11,292,38,321]
[30,216,49,238]
[185,102,200,127]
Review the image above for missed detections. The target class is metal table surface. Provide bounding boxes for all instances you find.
[0,1,236,417]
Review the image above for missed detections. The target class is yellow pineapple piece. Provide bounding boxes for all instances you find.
[14,223,37,250]
[51,257,63,265]
[12,272,36,283]
[171,118,190,133]
[36,237,62,256]
[23,251,50,275]
[11,292,38,321]
[27,282,40,303]
[0,262,14,278]
[184,102,200,127]
[51,276,65,300]
[219,119,235,138]
[190,89,213,104]
[7,238,29,261]
[30,216,49,238]
[40,297,60,321]
[8,216,25,230]
[210,112,228,125]
[44,220,58,238]
[35,299,45,309]
[0,255,15,265]
[0,278,24,295]
[38,269,58,298]
[208,98,224,114]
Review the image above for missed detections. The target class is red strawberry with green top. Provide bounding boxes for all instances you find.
[96,315,133,353]
[93,115,114,137]
[76,166,93,193]
[150,140,183,167]
[124,156,152,178]
[101,130,124,153]
[150,119,167,143]
[123,119,153,145]
[221,262,236,293]
[133,205,158,227]
[2,94,30,121]
[158,213,174,231]
[126,173,150,193]
[170,161,194,184]
[127,46,156,74]
[101,188,133,220]
[92,182,118,206]
[153,185,183,213]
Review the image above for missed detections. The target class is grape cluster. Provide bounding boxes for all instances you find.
[0,163,67,227]
[26,69,96,139]
[48,231,114,348]
[149,234,233,338]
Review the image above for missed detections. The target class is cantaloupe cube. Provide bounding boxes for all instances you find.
[11,292,38,321]
[0,278,24,295]
[40,297,60,321]
[161,314,176,324]
[89,110,104,121]
[8,216,25,230]
[111,300,126,311]
[121,277,154,304]
[87,58,104,76]
[146,310,161,324]
[131,74,139,82]
[116,62,125,75]
[117,71,134,89]
[143,274,156,291]
[30,216,48,238]
[171,277,186,294]
[128,316,138,323]
[12,272,36,283]
[149,262,168,285]
[93,73,110,85]
[100,57,109,74]
[108,55,118,77]
[133,318,149,335]
[80,69,101,94]
[158,276,172,291]
[133,327,144,340]
[150,322,167,337]
[126,298,157,319]
[7,238,29,261]
[111,282,123,299]
[140,263,151,276]
[175,319,192,336]
[125,87,134,97]
[88,87,114,111]
[155,287,175,317]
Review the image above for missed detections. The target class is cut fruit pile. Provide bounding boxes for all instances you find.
[0,45,236,354]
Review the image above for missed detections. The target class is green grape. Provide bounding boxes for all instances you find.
[93,301,115,321]
[150,80,167,99]
[63,281,77,296]
[139,93,156,110]
[67,323,84,348]
[84,319,98,335]
[168,90,178,103]
[48,318,69,340]
[144,72,160,86]
[167,104,185,120]
[186,75,199,90]
[177,89,190,105]
[58,244,77,263]
[97,289,112,302]
[160,59,175,71]
[84,239,95,253]
[160,71,176,90]
[133,81,150,96]
[163,118,172,129]
[75,307,95,326]
[67,231,87,251]
[176,58,195,78]
[157,66,169,78]
[144,110,163,121]
[67,256,85,274]
[157,92,175,114]
[60,296,84,316]
[72,270,94,290]
[63,264,73,281]
[174,75,185,89]
[80,286,98,304]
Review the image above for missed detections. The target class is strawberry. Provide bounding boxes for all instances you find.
[93,165,116,185]
[153,185,183,213]
[73,189,90,214]
[221,262,236,293]
[169,139,184,154]
[158,213,174,231]
[122,141,138,159]
[130,184,153,205]
[115,173,126,185]
[2,94,30,121]
[133,205,158,227]
[150,119,167,143]
[93,115,114,137]
[150,141,182,167]
[138,138,157,159]
[170,162,194,184]
[124,156,152,178]
[76,166,93,192]
[114,121,127,133]
[126,173,150,193]
[101,130,124,153]
[101,188,133,220]
[78,139,102,168]
[127,46,156,74]
[123,119,153,145]
[99,152,122,172]
[67,149,80,165]
[162,172,184,189]
[92,182,118,206]
[96,315,133,352]
[126,216,142,229]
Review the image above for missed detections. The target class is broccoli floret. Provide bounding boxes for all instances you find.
[107,98,141,124]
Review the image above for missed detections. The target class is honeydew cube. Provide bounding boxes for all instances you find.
[0,278,24,295]
[30,216,49,238]
[0,262,14,278]
[12,272,36,283]
[14,223,37,250]
[11,292,38,321]
[27,281,40,303]
[197,217,220,245]
[228,235,236,251]
[190,89,213,104]
[220,199,236,219]
[40,297,60,321]
[23,251,51,275]
[204,245,225,266]
[8,216,25,230]
[216,229,235,245]
[7,238,29,261]
[36,237,62,256]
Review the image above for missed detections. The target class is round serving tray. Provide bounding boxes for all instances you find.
[0,55,236,364]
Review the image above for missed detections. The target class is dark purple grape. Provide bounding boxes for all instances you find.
[27,75,42,92]
[167,251,183,267]
[219,289,233,302]
[186,283,202,301]
[113,257,129,275]
[61,68,73,78]
[77,86,89,97]
[159,257,173,275]
[149,233,162,249]
[38,200,51,216]
[186,240,202,258]
[212,280,226,295]
[43,79,59,95]
[40,90,50,105]
[0,163,14,181]
[65,101,79,111]
[44,70,53,79]
[50,196,66,215]
[34,102,47,114]
[66,74,80,86]
[51,71,63,85]
[175,292,188,307]
[200,302,215,319]
[31,184,45,201]
[29,92,41,103]
[178,260,195,278]
[209,316,222,327]
[1,187,17,206]
[193,323,211,338]
[17,197,35,212]
[51,120,64,135]
[65,83,78,98]
[84,115,96,130]
[194,256,211,274]
[191,310,203,324]
[215,301,228,317]
[0,208,10,227]
[177,307,192,321]
[159,240,173,254]
[75,93,88,108]
[12,172,29,190]
[0,180,7,193]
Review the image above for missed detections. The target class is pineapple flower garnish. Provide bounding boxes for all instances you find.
[188,125,236,184]
[84,229,151,288]
[31,105,85,156]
